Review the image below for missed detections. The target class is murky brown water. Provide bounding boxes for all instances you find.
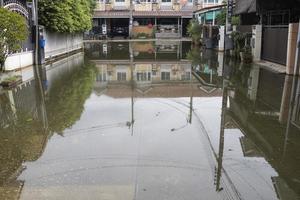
[0,41,299,200]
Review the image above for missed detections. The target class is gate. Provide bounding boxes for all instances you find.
[262,25,288,65]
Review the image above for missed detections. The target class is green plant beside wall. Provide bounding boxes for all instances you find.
[0,8,28,72]
[242,45,253,64]
[231,31,253,63]
[231,31,245,58]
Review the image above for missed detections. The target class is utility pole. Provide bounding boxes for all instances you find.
[32,0,39,66]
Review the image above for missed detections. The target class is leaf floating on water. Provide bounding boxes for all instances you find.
[26,118,33,122]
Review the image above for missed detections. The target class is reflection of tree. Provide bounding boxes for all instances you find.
[46,61,96,134]
[0,112,46,185]
[228,62,251,88]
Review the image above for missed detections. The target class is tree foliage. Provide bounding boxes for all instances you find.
[38,0,96,33]
[215,8,240,26]
[0,8,28,71]
[187,20,203,45]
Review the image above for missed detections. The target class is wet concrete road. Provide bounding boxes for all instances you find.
[18,95,224,200]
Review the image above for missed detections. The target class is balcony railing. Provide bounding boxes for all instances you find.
[95,1,197,11]
[155,25,181,38]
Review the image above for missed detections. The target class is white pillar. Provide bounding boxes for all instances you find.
[251,25,262,62]
[286,23,299,74]
[218,26,225,51]
[295,20,300,75]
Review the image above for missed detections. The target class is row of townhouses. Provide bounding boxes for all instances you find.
[91,0,222,38]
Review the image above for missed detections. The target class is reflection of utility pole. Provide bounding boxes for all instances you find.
[32,0,48,131]
[215,86,228,192]
[130,42,135,136]
[129,0,133,38]
[189,66,193,124]
[0,0,4,7]
[33,0,39,66]
[35,67,48,131]
[7,90,17,122]
[282,76,299,161]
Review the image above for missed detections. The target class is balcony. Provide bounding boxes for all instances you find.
[134,2,153,11]
[155,25,181,38]
[95,2,106,11]
[198,1,222,9]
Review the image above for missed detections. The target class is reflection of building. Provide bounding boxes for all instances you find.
[95,63,192,83]
[226,65,300,198]
[239,136,262,157]
[292,78,300,128]
[272,177,299,200]
[0,81,48,200]
[85,41,191,61]
[93,61,223,98]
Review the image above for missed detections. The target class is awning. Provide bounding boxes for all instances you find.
[234,0,256,15]
[93,10,193,18]
[133,11,193,18]
[94,11,130,18]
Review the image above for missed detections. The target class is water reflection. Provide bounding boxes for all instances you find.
[0,41,299,200]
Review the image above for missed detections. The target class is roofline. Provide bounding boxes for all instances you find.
[193,4,226,14]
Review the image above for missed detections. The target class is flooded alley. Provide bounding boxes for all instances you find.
[0,41,300,200]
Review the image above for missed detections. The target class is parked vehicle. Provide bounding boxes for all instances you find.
[110,26,129,38]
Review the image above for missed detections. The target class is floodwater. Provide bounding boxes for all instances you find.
[0,41,300,200]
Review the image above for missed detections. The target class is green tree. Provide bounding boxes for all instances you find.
[38,0,96,33]
[0,8,28,71]
[215,8,240,26]
[187,19,203,45]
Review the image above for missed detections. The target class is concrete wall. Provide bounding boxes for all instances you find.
[132,26,154,37]
[4,51,34,71]
[43,31,83,60]
[4,31,83,71]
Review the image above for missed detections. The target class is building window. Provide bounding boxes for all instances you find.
[97,73,107,82]
[161,0,171,3]
[181,72,191,80]
[117,72,126,81]
[161,72,170,80]
[137,72,151,81]
[204,0,216,3]
[115,0,125,2]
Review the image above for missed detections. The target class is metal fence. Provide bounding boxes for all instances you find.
[262,25,289,65]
